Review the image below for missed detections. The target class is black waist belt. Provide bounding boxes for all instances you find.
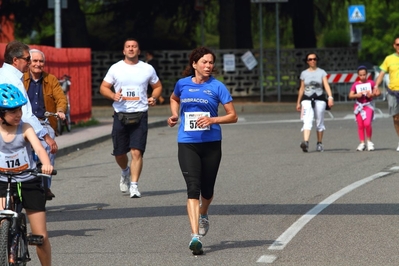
[302,94,325,108]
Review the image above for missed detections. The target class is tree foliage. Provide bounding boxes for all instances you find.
[81,0,206,50]
[1,0,398,65]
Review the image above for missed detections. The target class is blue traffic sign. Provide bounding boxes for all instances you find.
[348,5,366,23]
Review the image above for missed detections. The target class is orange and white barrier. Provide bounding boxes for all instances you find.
[326,73,372,83]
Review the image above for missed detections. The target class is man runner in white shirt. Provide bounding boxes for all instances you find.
[99,38,162,198]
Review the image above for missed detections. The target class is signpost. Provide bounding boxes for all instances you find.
[348,5,366,23]
[251,0,288,102]
[348,5,366,47]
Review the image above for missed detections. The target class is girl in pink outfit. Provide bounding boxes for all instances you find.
[348,66,381,151]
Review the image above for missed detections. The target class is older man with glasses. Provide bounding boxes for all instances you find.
[375,37,399,151]
[0,40,57,166]
[23,48,67,200]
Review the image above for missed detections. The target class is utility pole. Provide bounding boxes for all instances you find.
[48,0,67,48]
[251,0,288,102]
[55,0,61,48]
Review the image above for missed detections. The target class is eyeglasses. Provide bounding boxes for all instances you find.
[18,56,31,62]
[307,58,317,61]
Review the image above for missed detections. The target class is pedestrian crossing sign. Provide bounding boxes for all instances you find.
[348,5,366,23]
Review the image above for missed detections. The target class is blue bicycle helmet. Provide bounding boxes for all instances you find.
[0,83,27,109]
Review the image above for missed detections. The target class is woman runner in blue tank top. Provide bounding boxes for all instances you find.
[167,47,238,255]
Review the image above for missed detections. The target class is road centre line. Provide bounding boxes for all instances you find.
[257,171,391,263]
[234,117,347,125]
[233,112,389,126]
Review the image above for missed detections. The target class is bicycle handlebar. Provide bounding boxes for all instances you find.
[0,169,57,176]
[44,111,59,118]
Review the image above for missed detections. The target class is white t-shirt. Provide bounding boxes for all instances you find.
[300,68,327,97]
[103,60,159,112]
[0,63,47,138]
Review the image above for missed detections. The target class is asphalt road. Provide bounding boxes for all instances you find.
[29,111,399,266]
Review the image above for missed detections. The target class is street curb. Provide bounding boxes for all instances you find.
[57,134,111,158]
[57,120,169,158]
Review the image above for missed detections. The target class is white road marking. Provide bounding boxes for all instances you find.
[257,255,277,263]
[257,171,391,263]
[233,112,390,126]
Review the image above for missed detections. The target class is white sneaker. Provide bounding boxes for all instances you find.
[367,141,374,151]
[356,143,365,151]
[119,168,130,193]
[316,143,324,152]
[199,215,209,237]
[130,185,141,198]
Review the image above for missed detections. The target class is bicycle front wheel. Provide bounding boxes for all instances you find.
[0,219,10,265]
[65,113,71,132]
[57,119,63,135]
[16,213,29,265]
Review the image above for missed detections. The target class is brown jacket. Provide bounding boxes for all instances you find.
[23,71,67,134]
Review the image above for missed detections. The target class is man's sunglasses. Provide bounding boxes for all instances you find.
[18,56,31,62]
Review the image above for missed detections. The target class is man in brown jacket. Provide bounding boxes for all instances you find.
[23,49,67,200]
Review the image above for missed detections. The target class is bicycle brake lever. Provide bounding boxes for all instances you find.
[44,111,58,117]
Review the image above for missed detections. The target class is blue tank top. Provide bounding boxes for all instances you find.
[173,76,233,143]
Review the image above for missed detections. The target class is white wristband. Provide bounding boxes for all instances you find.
[328,96,334,100]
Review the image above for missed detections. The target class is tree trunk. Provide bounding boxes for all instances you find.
[290,0,316,48]
[235,0,253,49]
[61,0,90,47]
[219,0,236,49]
[219,0,253,49]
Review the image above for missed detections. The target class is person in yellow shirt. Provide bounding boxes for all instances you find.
[375,36,399,151]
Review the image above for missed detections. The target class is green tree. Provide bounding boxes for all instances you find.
[355,0,399,64]
[5,0,398,67]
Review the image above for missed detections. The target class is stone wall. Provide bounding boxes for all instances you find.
[92,47,358,103]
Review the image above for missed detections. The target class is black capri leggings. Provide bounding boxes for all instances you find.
[178,141,222,200]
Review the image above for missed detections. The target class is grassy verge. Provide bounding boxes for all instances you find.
[72,118,100,129]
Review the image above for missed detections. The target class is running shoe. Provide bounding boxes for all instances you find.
[120,168,130,193]
[367,141,374,151]
[316,143,324,152]
[45,188,55,200]
[300,141,308,152]
[189,234,203,255]
[356,143,366,151]
[130,185,141,198]
[199,215,209,237]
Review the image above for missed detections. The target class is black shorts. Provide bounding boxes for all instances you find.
[112,111,148,156]
[178,141,222,199]
[0,177,46,211]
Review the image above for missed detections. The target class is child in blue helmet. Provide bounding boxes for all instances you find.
[0,83,53,265]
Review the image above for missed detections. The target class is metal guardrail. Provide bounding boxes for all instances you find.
[327,68,387,103]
